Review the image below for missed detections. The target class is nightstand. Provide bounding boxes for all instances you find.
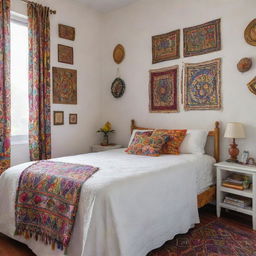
[91,144,122,152]
[215,161,256,230]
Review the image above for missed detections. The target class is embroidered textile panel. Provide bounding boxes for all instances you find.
[149,66,179,113]
[152,30,180,64]
[183,19,221,57]
[184,58,221,111]
[15,161,99,251]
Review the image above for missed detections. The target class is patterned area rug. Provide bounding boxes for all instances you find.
[148,218,256,256]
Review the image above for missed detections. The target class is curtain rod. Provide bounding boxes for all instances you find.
[20,0,56,14]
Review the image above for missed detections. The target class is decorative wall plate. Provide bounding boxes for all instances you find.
[111,78,125,98]
[247,76,256,95]
[237,57,252,72]
[244,19,256,46]
[113,44,125,64]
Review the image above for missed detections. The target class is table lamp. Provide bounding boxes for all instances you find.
[224,122,245,162]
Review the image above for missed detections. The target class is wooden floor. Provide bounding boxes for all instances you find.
[0,205,252,256]
[0,234,35,256]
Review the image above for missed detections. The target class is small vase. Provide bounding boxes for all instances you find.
[102,134,109,146]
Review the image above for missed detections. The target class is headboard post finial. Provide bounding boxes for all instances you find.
[131,119,136,134]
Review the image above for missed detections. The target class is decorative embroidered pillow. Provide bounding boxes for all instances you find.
[128,129,154,146]
[128,131,154,147]
[152,129,187,155]
[126,134,169,156]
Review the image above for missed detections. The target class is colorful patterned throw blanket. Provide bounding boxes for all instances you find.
[15,160,99,253]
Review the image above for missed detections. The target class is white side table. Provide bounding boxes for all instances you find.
[215,161,256,230]
[91,144,122,152]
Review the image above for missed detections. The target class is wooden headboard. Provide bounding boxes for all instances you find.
[130,119,220,162]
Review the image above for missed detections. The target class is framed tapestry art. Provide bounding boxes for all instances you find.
[53,67,77,104]
[184,58,221,111]
[58,24,75,41]
[149,66,179,113]
[183,19,221,57]
[152,30,180,64]
[58,44,73,64]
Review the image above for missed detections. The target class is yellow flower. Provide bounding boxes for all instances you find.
[97,122,114,134]
[102,122,112,132]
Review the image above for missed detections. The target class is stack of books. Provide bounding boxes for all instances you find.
[222,174,250,190]
[223,194,252,209]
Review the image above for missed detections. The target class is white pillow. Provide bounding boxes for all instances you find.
[128,129,154,146]
[180,129,208,154]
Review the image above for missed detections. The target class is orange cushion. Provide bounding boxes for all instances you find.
[152,129,187,155]
[126,133,170,157]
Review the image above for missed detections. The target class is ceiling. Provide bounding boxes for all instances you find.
[76,0,139,12]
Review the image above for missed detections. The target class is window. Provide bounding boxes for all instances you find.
[10,14,29,143]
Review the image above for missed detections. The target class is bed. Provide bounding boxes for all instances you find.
[130,120,220,208]
[0,120,220,256]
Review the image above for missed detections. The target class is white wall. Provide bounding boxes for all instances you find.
[10,0,256,165]
[11,0,102,165]
[100,0,256,161]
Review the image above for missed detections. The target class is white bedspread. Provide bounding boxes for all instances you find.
[0,149,214,256]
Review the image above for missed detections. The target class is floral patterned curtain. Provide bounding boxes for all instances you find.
[0,0,11,173]
[28,3,51,160]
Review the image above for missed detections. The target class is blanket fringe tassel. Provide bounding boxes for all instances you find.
[14,227,68,254]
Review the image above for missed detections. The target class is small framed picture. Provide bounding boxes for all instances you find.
[58,24,75,41]
[69,113,77,124]
[58,44,74,65]
[54,111,64,125]
[240,151,249,164]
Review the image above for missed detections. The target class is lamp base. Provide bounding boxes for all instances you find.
[228,138,239,162]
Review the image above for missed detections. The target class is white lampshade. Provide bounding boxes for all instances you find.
[224,122,246,139]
